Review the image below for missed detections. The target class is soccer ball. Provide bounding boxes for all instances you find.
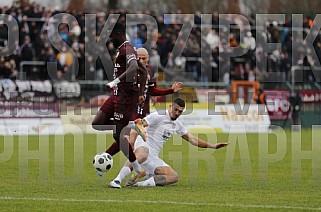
[93,152,113,172]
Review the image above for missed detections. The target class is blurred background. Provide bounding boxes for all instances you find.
[3,0,321,15]
[1,0,321,130]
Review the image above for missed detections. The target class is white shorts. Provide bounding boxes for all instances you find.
[134,137,169,175]
[134,136,147,150]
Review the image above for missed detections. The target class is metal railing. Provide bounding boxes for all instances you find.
[290,65,321,90]
[19,61,46,80]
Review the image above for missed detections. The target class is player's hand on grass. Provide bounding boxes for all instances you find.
[213,142,229,149]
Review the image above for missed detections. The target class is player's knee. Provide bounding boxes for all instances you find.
[92,121,100,130]
[92,118,106,131]
[168,170,179,184]
[92,124,102,131]
[170,170,179,183]
[136,155,145,164]
[172,172,179,184]
[166,174,179,185]
[92,113,114,131]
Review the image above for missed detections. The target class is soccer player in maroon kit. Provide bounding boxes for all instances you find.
[109,48,183,188]
[131,47,183,146]
[136,47,183,119]
[92,23,147,176]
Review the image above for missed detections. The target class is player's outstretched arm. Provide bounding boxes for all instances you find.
[182,132,229,149]
[149,81,183,96]
[171,81,183,92]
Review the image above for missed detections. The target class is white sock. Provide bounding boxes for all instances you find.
[114,166,131,183]
[131,160,142,173]
[137,177,156,187]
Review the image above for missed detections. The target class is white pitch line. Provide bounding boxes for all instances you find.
[0,196,320,211]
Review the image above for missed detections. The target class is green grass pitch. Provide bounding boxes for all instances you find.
[1,129,321,211]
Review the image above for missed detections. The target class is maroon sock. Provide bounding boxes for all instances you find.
[106,141,120,156]
[119,137,137,162]
[106,139,136,162]
[119,126,137,162]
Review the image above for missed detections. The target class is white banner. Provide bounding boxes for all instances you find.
[174,104,271,133]
[60,107,112,134]
[0,118,64,135]
[195,88,230,103]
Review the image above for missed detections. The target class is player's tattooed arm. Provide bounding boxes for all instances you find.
[182,133,229,149]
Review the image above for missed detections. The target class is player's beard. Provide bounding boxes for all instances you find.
[170,116,177,121]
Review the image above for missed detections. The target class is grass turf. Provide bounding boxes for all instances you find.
[1,129,321,211]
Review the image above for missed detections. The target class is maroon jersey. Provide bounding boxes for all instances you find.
[136,65,174,118]
[113,41,138,96]
[100,41,140,133]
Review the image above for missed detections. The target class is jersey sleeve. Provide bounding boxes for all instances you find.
[147,78,174,96]
[149,87,174,96]
[176,120,188,136]
[144,111,158,127]
[147,65,157,82]
[122,44,137,64]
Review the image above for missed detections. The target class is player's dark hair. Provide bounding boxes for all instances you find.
[174,98,185,107]
[112,22,125,33]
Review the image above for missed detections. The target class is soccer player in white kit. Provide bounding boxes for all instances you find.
[109,98,229,188]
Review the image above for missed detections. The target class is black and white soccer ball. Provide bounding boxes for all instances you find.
[93,152,113,172]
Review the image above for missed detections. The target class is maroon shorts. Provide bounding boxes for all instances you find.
[100,94,139,139]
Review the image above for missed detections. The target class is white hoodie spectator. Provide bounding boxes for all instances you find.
[243,31,256,50]
[205,29,219,50]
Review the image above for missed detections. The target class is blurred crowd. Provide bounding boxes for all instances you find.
[0,3,320,87]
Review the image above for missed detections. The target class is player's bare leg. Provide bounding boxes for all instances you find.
[92,111,116,176]
[133,166,179,187]
[109,120,147,188]
[110,146,149,188]
[134,119,146,141]
[129,129,138,147]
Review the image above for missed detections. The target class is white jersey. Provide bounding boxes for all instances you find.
[143,110,188,155]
